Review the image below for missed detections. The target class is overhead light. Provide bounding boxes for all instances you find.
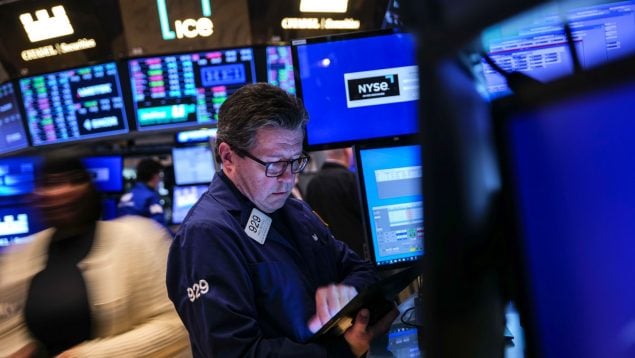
[300,0,348,13]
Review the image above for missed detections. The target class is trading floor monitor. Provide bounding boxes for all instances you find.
[355,139,423,269]
[495,55,635,358]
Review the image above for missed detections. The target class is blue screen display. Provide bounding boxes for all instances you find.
[19,62,129,146]
[0,156,39,196]
[81,156,123,192]
[128,48,256,131]
[172,184,208,224]
[482,0,635,98]
[0,204,43,247]
[0,82,29,155]
[506,79,635,358]
[294,32,419,148]
[357,144,423,267]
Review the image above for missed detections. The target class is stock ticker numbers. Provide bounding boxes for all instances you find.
[19,62,128,146]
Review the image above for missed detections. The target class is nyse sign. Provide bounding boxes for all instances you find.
[157,0,214,40]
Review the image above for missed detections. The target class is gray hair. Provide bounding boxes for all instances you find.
[215,83,309,162]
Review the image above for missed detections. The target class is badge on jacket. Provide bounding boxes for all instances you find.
[245,207,272,244]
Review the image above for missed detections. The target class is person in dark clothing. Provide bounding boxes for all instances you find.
[305,148,367,258]
[118,158,167,226]
[166,83,397,357]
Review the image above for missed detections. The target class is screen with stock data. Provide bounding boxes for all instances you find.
[19,62,128,146]
[482,0,635,98]
[266,45,295,94]
[0,82,29,155]
[356,143,423,267]
[128,48,256,131]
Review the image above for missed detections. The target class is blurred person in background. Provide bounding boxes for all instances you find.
[0,152,190,357]
[118,158,167,227]
[305,148,367,258]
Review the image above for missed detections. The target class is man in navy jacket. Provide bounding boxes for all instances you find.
[166,83,397,357]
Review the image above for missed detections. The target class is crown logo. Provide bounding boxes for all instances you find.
[19,5,74,43]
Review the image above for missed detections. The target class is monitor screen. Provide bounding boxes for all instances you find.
[81,155,123,193]
[101,197,118,220]
[128,47,256,132]
[482,0,635,98]
[19,62,129,146]
[0,203,43,248]
[172,184,208,224]
[175,128,217,144]
[500,67,635,357]
[266,45,295,94]
[0,82,29,155]
[172,146,215,185]
[292,30,419,149]
[387,325,422,357]
[356,141,423,267]
[0,156,39,196]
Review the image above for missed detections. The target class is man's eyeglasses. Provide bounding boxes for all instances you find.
[233,147,310,177]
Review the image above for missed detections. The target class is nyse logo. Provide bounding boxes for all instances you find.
[157,0,214,40]
[19,5,74,43]
[347,75,400,101]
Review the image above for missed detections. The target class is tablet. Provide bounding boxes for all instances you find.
[310,263,422,340]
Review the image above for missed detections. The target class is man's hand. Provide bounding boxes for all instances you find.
[307,284,358,333]
[344,307,399,357]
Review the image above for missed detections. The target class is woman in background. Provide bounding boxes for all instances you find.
[0,152,190,357]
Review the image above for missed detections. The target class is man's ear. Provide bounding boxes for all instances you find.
[218,142,234,171]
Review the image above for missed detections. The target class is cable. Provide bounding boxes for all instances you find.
[563,22,583,74]
[400,306,419,327]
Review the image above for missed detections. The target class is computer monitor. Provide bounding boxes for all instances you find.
[494,56,635,358]
[0,203,43,248]
[266,45,295,94]
[0,156,39,196]
[172,184,208,224]
[0,81,29,155]
[101,197,118,221]
[175,128,217,145]
[482,0,635,98]
[386,325,422,357]
[292,29,419,150]
[81,155,123,193]
[127,47,257,132]
[355,139,423,268]
[19,62,129,146]
[172,146,216,185]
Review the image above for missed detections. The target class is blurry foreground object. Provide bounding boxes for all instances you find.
[0,152,190,357]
